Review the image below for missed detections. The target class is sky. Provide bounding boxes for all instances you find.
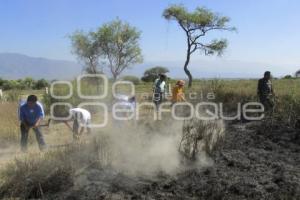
[0,0,300,77]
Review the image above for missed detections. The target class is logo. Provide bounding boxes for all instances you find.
[50,74,265,128]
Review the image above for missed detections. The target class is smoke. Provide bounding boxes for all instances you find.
[95,116,224,176]
[105,120,183,176]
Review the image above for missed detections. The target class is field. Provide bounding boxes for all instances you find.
[0,79,299,199]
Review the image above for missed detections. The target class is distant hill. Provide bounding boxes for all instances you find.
[0,53,296,80]
[0,53,82,80]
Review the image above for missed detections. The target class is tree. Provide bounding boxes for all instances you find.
[163,5,235,87]
[16,79,26,90]
[34,79,49,89]
[0,78,3,88]
[94,19,143,80]
[282,75,294,79]
[141,66,169,82]
[70,31,102,74]
[23,77,35,89]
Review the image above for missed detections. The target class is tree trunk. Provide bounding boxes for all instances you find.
[184,45,193,88]
[112,73,118,81]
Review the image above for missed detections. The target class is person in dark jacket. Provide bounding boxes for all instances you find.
[257,71,275,112]
[153,74,167,111]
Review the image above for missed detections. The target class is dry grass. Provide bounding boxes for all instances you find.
[0,149,74,199]
[1,78,300,145]
[0,137,110,199]
[180,117,225,160]
[0,102,20,147]
[1,78,300,198]
[187,79,300,126]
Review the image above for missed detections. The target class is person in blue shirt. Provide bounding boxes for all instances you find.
[19,95,46,152]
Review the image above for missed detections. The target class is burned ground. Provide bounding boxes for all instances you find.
[42,120,300,200]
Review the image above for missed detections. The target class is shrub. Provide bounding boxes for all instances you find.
[283,75,293,79]
[141,66,169,82]
[34,79,49,90]
[5,90,20,102]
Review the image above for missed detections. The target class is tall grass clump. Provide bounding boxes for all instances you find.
[0,135,111,199]
[191,79,300,126]
[0,102,20,146]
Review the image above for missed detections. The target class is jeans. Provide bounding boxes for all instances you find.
[20,123,46,152]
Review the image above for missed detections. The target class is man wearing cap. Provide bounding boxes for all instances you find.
[257,71,275,112]
[19,95,46,152]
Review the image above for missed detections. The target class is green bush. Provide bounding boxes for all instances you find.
[34,79,49,90]
[141,66,169,82]
[283,75,294,79]
[0,78,49,91]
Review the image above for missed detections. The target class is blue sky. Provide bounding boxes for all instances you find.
[0,0,300,76]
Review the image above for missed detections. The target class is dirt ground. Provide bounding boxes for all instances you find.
[45,120,300,200]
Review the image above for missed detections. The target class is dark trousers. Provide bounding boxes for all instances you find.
[153,92,163,111]
[73,119,80,140]
[20,123,46,152]
[73,119,91,140]
[260,96,274,112]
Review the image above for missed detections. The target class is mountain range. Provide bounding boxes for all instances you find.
[0,53,82,80]
[0,53,298,80]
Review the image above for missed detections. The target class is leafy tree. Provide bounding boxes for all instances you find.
[94,19,143,80]
[34,79,49,89]
[16,79,26,90]
[283,75,293,79]
[70,31,102,74]
[2,80,14,90]
[23,77,35,89]
[0,78,4,88]
[141,66,169,82]
[163,5,235,87]
[1,80,9,90]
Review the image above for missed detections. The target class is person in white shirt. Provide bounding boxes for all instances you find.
[64,108,91,139]
[114,94,136,113]
[113,94,136,127]
[153,74,167,111]
[0,89,3,100]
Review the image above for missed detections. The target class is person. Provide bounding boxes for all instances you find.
[113,94,136,127]
[257,71,275,112]
[19,95,46,152]
[153,74,167,110]
[64,108,92,140]
[172,80,186,104]
[0,89,3,100]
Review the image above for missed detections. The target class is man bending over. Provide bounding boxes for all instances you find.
[19,95,46,152]
[64,108,91,140]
